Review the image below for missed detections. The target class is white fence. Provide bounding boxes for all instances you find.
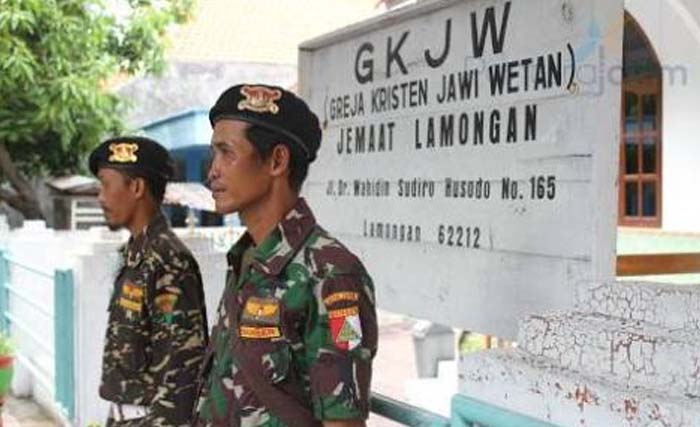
[1,221,241,427]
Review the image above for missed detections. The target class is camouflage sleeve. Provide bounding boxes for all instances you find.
[308,269,378,421]
[145,257,208,427]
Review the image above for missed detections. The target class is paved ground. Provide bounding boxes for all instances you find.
[2,397,59,427]
[2,311,421,427]
[368,315,419,427]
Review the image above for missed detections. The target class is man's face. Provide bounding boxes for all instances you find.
[208,120,272,215]
[97,168,138,231]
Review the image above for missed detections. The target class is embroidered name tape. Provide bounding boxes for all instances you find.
[239,326,281,339]
[119,297,141,313]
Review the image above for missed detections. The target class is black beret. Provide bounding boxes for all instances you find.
[209,84,322,162]
[88,136,174,180]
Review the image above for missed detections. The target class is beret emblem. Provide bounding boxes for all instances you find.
[237,85,282,115]
[108,143,139,163]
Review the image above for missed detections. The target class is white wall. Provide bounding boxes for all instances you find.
[4,223,241,427]
[626,0,700,232]
[6,223,72,397]
[4,222,94,424]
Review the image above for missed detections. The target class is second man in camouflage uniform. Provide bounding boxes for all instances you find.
[91,136,209,427]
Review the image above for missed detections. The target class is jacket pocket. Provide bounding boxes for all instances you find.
[122,322,149,372]
[237,338,291,384]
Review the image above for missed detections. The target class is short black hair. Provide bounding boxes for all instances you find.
[119,169,168,205]
[245,125,309,193]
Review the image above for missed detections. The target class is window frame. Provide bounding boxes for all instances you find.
[618,14,663,228]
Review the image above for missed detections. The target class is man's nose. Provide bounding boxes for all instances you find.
[207,158,219,185]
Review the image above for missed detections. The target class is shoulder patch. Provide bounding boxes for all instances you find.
[328,306,362,351]
[323,291,359,307]
[155,293,178,313]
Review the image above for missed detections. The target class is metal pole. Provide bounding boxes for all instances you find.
[54,269,75,421]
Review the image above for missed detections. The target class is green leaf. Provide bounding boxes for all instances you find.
[0,0,196,194]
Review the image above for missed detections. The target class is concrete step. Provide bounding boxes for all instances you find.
[576,281,700,331]
[518,311,700,399]
[458,348,700,427]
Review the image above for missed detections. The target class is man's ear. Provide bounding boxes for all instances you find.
[131,177,148,200]
[269,144,291,178]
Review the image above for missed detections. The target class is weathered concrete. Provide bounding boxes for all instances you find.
[577,281,700,331]
[459,280,700,426]
[519,311,700,398]
[460,348,700,427]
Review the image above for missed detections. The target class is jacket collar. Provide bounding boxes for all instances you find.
[227,197,317,276]
[121,212,169,268]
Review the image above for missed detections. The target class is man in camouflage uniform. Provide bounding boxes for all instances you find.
[193,84,378,427]
[90,136,209,427]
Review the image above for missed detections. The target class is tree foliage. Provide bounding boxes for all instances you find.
[0,0,194,218]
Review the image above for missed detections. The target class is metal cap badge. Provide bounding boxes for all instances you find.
[89,136,174,179]
[237,86,282,114]
[108,143,139,163]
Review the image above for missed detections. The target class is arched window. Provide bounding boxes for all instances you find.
[619,13,663,227]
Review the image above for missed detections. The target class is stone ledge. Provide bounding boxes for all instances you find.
[458,349,700,427]
[518,311,700,399]
[576,282,700,330]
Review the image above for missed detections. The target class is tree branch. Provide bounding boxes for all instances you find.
[0,142,34,197]
[0,186,25,213]
[0,143,44,219]
[0,187,17,201]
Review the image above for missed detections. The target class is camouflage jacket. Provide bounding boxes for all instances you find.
[193,198,378,427]
[100,213,209,427]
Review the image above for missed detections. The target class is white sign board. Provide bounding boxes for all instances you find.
[299,0,622,338]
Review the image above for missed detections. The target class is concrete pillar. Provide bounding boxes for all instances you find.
[412,320,455,378]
